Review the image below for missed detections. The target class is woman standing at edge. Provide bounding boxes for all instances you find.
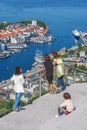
[44,54,58,94]
[11,67,25,112]
[52,51,65,90]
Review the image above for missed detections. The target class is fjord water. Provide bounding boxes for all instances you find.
[0,0,87,81]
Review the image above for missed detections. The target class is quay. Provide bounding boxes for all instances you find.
[30,35,55,44]
[0,83,87,130]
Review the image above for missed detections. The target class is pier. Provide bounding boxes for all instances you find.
[30,35,55,44]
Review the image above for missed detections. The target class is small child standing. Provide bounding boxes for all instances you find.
[55,92,75,117]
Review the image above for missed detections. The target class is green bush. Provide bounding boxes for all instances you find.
[74,64,87,71]
[0,100,7,109]
[61,53,68,58]
[0,108,10,118]
[0,99,26,118]
[0,91,49,117]
[0,22,10,30]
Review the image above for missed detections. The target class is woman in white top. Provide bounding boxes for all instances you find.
[11,67,25,112]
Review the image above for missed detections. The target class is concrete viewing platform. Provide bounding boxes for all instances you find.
[0,83,87,130]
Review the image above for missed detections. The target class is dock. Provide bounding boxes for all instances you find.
[30,35,55,44]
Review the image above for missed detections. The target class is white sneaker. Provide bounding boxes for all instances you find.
[55,114,59,118]
[58,87,62,90]
[58,87,63,92]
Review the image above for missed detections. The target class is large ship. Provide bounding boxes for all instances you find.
[72,29,87,45]
[32,50,44,69]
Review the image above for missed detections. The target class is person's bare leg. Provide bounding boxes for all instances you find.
[53,83,58,90]
[49,84,53,93]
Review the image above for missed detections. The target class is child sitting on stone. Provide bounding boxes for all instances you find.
[55,92,75,117]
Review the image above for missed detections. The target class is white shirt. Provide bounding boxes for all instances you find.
[60,99,74,112]
[11,74,25,93]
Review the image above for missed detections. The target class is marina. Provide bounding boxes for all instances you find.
[30,35,55,44]
[0,20,54,59]
[0,43,29,59]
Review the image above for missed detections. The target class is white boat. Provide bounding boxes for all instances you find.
[34,50,44,63]
[72,30,87,44]
[7,44,24,49]
[80,31,87,43]
[72,30,80,42]
[30,35,55,44]
[32,50,44,69]
[0,53,10,59]
[46,35,55,42]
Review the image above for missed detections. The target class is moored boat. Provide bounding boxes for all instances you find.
[32,50,44,69]
[30,35,55,44]
[0,53,10,59]
[72,29,87,44]
[72,30,80,42]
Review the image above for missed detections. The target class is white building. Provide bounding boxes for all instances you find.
[32,20,37,26]
[80,51,85,57]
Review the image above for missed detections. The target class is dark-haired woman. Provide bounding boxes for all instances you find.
[11,67,25,112]
[44,54,58,94]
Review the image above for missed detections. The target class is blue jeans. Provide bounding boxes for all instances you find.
[58,76,66,90]
[13,93,23,110]
[58,107,67,116]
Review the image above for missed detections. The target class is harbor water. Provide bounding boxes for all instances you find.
[0,0,87,81]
